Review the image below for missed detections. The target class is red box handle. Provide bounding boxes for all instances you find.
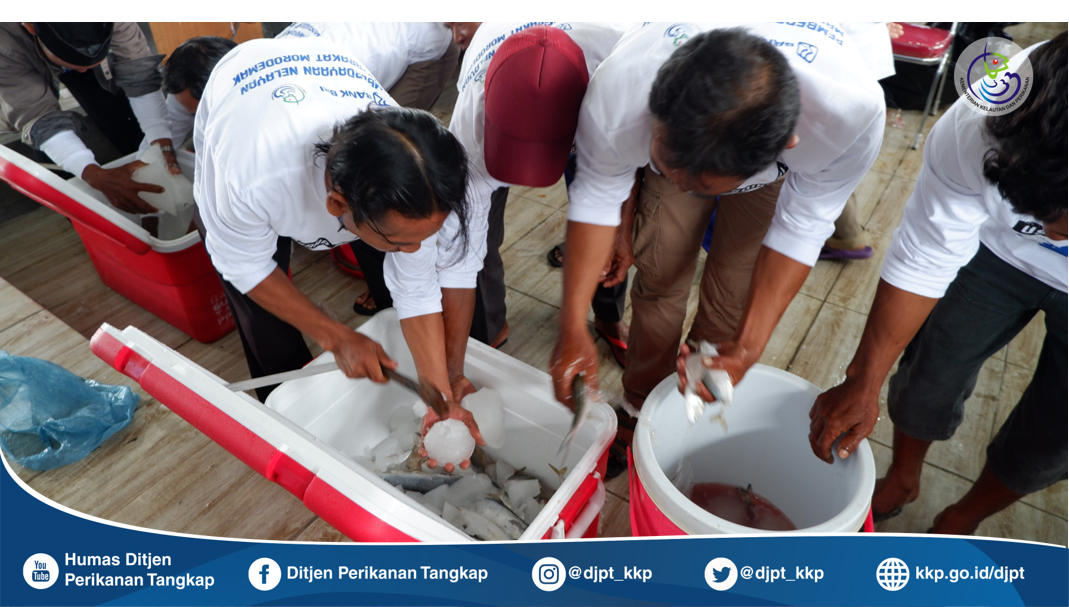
[0,157,152,255]
[266,451,316,500]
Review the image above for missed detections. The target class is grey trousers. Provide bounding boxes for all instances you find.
[889,245,1067,494]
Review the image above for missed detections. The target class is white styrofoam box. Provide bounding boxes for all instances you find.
[265,309,616,539]
[94,307,615,542]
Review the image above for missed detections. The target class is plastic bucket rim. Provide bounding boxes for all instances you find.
[633,365,875,535]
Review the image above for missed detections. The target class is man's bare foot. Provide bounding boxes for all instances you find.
[929,506,980,536]
[491,322,509,349]
[871,474,920,520]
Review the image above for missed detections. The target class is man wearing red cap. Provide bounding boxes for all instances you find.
[440,21,633,401]
[1,23,180,214]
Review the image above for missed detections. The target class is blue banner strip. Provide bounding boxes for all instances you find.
[2,462,1065,606]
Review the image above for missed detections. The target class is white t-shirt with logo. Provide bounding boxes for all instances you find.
[881,71,1067,297]
[278,22,452,91]
[194,37,458,319]
[568,22,886,267]
[446,21,633,276]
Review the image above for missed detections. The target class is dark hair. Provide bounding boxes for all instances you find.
[161,36,237,100]
[982,32,1067,223]
[648,28,800,179]
[314,107,469,256]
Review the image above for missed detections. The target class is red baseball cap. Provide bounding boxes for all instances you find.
[483,26,589,187]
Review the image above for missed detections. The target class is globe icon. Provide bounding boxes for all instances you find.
[876,558,910,591]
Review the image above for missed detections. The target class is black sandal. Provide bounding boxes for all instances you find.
[546,243,564,268]
[352,291,379,317]
[605,407,637,479]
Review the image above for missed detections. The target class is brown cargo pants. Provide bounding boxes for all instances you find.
[622,168,783,408]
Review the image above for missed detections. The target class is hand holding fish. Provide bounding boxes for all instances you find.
[676,339,753,403]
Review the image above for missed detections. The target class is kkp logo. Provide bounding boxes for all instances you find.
[665,23,697,47]
[272,84,306,104]
[23,553,59,589]
[954,37,1033,115]
[876,557,910,591]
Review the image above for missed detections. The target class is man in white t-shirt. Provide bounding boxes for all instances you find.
[454,21,632,350]
[273,22,460,314]
[1,22,179,213]
[809,34,1066,535]
[551,24,885,423]
[194,37,482,463]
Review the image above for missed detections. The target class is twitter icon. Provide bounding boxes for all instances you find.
[705,557,739,591]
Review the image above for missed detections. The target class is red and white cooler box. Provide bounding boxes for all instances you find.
[91,309,615,542]
[0,146,233,343]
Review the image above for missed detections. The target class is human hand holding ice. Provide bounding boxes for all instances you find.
[419,403,486,473]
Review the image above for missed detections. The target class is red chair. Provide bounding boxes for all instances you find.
[891,23,959,149]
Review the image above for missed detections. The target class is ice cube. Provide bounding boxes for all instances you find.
[446,474,493,508]
[522,497,543,525]
[460,388,505,449]
[461,509,488,540]
[405,490,426,505]
[506,479,540,508]
[424,484,450,512]
[484,463,498,481]
[371,436,400,460]
[495,461,515,487]
[394,430,417,452]
[423,419,475,467]
[442,501,461,525]
[412,398,428,417]
[388,406,416,431]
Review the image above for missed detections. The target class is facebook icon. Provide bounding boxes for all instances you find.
[248,558,281,591]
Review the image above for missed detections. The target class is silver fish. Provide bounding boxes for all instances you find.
[456,506,512,541]
[548,463,568,484]
[683,341,734,425]
[558,373,590,461]
[472,498,528,540]
[377,471,462,493]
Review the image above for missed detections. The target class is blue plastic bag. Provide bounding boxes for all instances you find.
[0,351,139,470]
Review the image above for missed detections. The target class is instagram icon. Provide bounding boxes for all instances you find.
[532,557,566,591]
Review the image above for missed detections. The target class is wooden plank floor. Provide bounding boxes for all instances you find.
[2,23,1065,545]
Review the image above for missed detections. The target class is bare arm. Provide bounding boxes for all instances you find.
[808,279,937,462]
[682,246,812,399]
[442,287,477,403]
[601,169,643,288]
[246,267,396,381]
[402,308,486,472]
[551,220,617,407]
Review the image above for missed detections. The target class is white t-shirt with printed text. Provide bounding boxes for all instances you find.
[194,37,458,319]
[278,22,453,91]
[568,22,887,267]
[881,44,1067,297]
